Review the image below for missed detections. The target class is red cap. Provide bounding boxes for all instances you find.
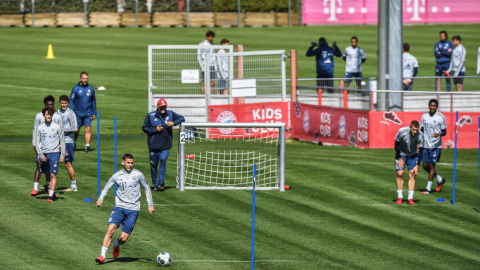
[157,98,168,107]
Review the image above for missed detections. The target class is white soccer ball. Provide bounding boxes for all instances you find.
[157,252,171,266]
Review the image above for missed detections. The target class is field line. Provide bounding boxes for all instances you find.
[356,204,443,206]
[175,260,297,263]
[0,83,69,93]
[101,204,203,207]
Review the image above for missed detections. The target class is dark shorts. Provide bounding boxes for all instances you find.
[422,148,442,164]
[453,71,465,85]
[395,154,418,171]
[435,62,451,76]
[344,72,362,84]
[77,116,92,128]
[40,152,60,175]
[64,143,75,162]
[218,79,228,92]
[201,66,216,81]
[108,207,139,235]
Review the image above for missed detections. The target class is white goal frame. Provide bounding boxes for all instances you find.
[176,122,286,191]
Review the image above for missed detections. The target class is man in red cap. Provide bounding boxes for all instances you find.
[142,98,185,190]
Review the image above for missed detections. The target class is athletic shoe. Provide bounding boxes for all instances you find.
[85,146,91,153]
[421,190,431,194]
[47,196,53,203]
[436,178,446,192]
[39,185,47,191]
[396,198,403,204]
[31,189,38,196]
[159,184,165,190]
[113,245,120,259]
[95,255,105,264]
[153,186,160,191]
[64,186,78,192]
[408,199,415,205]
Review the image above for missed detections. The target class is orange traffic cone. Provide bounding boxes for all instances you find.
[46,44,55,59]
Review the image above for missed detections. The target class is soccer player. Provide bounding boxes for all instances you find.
[142,98,185,191]
[95,154,154,264]
[35,107,65,202]
[434,30,453,92]
[31,95,63,196]
[402,43,419,91]
[306,37,342,93]
[57,95,78,191]
[342,36,366,89]
[217,38,230,95]
[394,121,424,205]
[420,99,447,195]
[198,31,216,95]
[69,71,97,153]
[447,35,466,92]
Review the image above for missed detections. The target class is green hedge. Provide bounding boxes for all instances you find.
[212,0,296,12]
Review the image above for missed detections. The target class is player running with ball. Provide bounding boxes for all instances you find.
[95,153,154,264]
[395,120,424,205]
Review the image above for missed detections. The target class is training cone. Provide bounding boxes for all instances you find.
[84,198,93,202]
[437,198,446,202]
[46,44,55,59]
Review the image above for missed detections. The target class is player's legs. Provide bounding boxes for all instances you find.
[355,72,363,89]
[84,116,93,152]
[74,116,84,143]
[344,72,352,88]
[112,209,138,259]
[102,224,118,249]
[442,63,452,92]
[454,71,464,91]
[32,150,42,195]
[158,149,170,188]
[150,151,160,188]
[209,66,216,94]
[46,153,59,201]
[407,80,414,91]
[395,158,406,203]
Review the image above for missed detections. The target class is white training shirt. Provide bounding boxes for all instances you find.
[35,121,65,157]
[32,111,63,146]
[448,44,466,76]
[57,108,78,144]
[216,49,229,80]
[197,40,216,71]
[343,46,366,73]
[395,126,424,157]
[403,53,419,80]
[98,168,154,211]
[420,111,447,149]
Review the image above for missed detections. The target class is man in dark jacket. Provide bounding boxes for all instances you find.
[306,37,342,93]
[142,98,185,190]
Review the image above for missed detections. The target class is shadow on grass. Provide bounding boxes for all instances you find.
[103,257,154,264]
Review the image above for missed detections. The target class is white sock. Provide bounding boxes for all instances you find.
[34,182,39,190]
[71,181,77,188]
[397,190,403,199]
[426,181,433,191]
[435,173,443,183]
[114,240,119,247]
[408,191,414,200]
[48,190,55,197]
[86,144,90,147]
[101,246,108,257]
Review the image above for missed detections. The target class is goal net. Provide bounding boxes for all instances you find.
[176,123,286,191]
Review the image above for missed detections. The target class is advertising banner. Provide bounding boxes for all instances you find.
[303,0,480,25]
[291,103,370,147]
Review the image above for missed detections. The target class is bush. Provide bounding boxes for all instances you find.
[212,0,296,12]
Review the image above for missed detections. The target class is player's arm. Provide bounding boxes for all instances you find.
[36,127,44,160]
[442,43,453,56]
[306,46,316,57]
[58,125,65,162]
[142,114,157,134]
[32,114,41,148]
[65,110,78,132]
[342,48,347,61]
[68,88,76,110]
[197,47,205,71]
[453,47,466,77]
[139,174,154,214]
[361,49,366,63]
[97,175,116,207]
[333,46,342,57]
[172,111,185,125]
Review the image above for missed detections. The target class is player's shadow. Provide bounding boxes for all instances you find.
[391,199,419,204]
[74,148,96,152]
[34,196,65,201]
[104,257,153,264]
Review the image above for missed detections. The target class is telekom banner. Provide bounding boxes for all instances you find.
[303,0,480,25]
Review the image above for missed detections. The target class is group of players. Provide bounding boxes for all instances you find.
[394,99,447,204]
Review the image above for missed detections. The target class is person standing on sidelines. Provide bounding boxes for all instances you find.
[217,38,230,95]
[69,71,97,153]
[31,95,63,196]
[198,31,216,95]
[394,121,424,205]
[447,35,466,92]
[306,37,342,93]
[142,98,185,191]
[57,95,78,192]
[434,30,453,92]
[35,107,65,202]
[402,43,419,91]
[95,154,154,264]
[420,99,447,195]
[342,36,366,89]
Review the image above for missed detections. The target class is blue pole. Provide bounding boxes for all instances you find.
[452,111,458,205]
[251,164,256,270]
[114,116,117,196]
[97,111,100,198]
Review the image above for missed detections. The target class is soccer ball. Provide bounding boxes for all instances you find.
[157,252,171,266]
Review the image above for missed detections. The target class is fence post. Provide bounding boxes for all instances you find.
[318,89,322,106]
[343,90,348,109]
[450,94,453,112]
[236,44,244,104]
[135,0,138,28]
[290,50,297,103]
[237,0,241,27]
[83,0,88,27]
[31,0,34,26]
[370,91,374,111]
[186,0,190,28]
[288,0,292,27]
[436,78,441,103]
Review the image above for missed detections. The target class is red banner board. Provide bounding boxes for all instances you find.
[291,103,370,148]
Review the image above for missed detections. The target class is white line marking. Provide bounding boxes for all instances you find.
[0,84,68,93]
[175,260,297,263]
[101,204,201,207]
[356,204,443,206]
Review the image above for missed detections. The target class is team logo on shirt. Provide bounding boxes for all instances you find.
[88,90,91,93]
[303,110,309,134]
[79,90,82,93]
[339,115,346,139]
[216,111,237,134]
[165,116,169,121]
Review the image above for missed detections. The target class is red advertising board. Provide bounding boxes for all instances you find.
[208,102,290,138]
[291,103,370,148]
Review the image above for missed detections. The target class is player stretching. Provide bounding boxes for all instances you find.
[95,154,154,264]
[57,95,78,191]
[31,95,63,196]
[35,107,65,202]
[420,99,447,194]
[394,121,424,205]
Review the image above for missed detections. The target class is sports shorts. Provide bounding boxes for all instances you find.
[64,143,75,162]
[77,115,92,127]
[395,154,418,171]
[40,152,60,175]
[422,148,442,164]
[201,66,216,81]
[453,71,465,85]
[344,72,362,84]
[108,207,139,235]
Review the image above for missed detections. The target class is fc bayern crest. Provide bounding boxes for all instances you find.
[339,115,346,139]
[216,111,237,134]
[303,110,309,134]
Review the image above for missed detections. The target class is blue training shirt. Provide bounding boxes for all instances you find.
[69,82,97,118]
[434,40,453,64]
[306,43,342,74]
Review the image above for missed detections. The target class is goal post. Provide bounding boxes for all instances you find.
[176,122,286,191]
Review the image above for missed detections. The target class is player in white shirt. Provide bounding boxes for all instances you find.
[198,30,216,95]
[342,36,366,89]
[447,35,466,92]
[420,99,447,195]
[402,43,418,91]
[216,38,230,95]
[95,154,154,264]
[394,121,424,205]
[57,95,78,191]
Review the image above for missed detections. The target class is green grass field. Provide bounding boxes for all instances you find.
[1,25,480,269]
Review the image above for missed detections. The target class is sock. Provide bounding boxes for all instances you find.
[435,173,443,183]
[426,181,433,191]
[71,181,77,188]
[114,240,119,247]
[34,182,39,190]
[49,190,54,197]
[397,190,403,199]
[47,186,50,191]
[86,144,90,147]
[101,246,108,257]
[408,191,414,200]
